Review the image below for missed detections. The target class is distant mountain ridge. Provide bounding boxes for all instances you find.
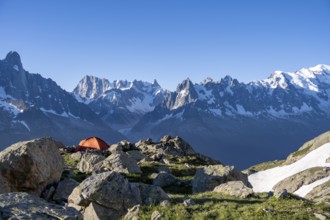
[73,62,330,168]
[0,51,124,148]
[1,51,330,168]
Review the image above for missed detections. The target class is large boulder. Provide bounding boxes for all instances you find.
[93,151,142,174]
[192,165,249,193]
[76,152,105,173]
[273,167,330,194]
[68,171,140,218]
[213,181,253,198]
[0,137,64,196]
[0,192,82,219]
[53,178,79,204]
[130,183,169,205]
[153,173,177,188]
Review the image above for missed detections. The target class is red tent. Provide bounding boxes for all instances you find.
[76,137,109,151]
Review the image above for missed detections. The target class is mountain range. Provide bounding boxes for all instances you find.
[1,51,330,168]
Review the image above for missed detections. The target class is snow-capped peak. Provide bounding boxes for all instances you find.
[257,64,330,92]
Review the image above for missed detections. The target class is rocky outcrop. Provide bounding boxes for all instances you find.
[0,137,64,196]
[93,151,142,174]
[109,140,137,152]
[213,181,253,198]
[76,152,105,173]
[0,192,82,219]
[273,167,330,193]
[68,171,139,218]
[192,165,249,193]
[136,136,196,157]
[53,178,79,204]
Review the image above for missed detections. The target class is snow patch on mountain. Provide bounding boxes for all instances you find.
[248,143,330,193]
[294,176,330,197]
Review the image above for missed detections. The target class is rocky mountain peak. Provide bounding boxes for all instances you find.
[4,51,23,69]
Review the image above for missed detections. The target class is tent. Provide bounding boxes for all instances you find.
[76,137,109,151]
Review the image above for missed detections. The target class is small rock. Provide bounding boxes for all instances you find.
[71,151,83,161]
[157,166,171,173]
[274,189,288,199]
[41,186,55,201]
[127,150,145,161]
[160,135,172,143]
[124,204,141,220]
[314,213,326,220]
[76,152,105,173]
[53,178,79,204]
[160,200,170,207]
[213,181,253,198]
[183,198,195,206]
[262,208,272,214]
[151,210,162,220]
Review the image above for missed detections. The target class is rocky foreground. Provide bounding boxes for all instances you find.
[0,135,329,219]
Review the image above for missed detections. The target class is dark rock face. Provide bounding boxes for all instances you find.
[0,192,82,219]
[0,51,125,148]
[0,137,64,196]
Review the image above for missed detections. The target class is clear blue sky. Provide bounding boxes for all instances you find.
[0,0,329,91]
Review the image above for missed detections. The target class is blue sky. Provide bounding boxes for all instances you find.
[0,0,329,91]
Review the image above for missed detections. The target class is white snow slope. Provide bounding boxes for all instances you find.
[248,143,330,196]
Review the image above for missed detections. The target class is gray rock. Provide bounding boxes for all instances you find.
[160,200,170,207]
[124,204,141,220]
[0,192,82,219]
[0,137,64,196]
[110,140,136,153]
[84,202,121,220]
[213,181,253,198]
[93,151,142,174]
[53,178,79,204]
[153,173,177,188]
[71,151,83,161]
[127,150,146,162]
[192,165,249,193]
[130,183,169,205]
[314,213,327,220]
[326,157,330,163]
[183,198,195,206]
[273,167,330,193]
[41,185,56,201]
[151,210,163,220]
[76,152,105,173]
[137,136,196,157]
[68,172,140,216]
[274,189,288,199]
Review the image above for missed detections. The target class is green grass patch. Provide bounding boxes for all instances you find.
[136,192,330,220]
[245,160,285,173]
[291,143,313,158]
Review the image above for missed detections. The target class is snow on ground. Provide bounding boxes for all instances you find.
[294,176,330,197]
[19,120,30,132]
[248,143,330,193]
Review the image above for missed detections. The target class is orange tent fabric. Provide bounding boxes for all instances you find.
[76,137,109,151]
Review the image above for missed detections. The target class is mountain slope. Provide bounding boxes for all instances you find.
[0,52,124,148]
[248,131,330,202]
